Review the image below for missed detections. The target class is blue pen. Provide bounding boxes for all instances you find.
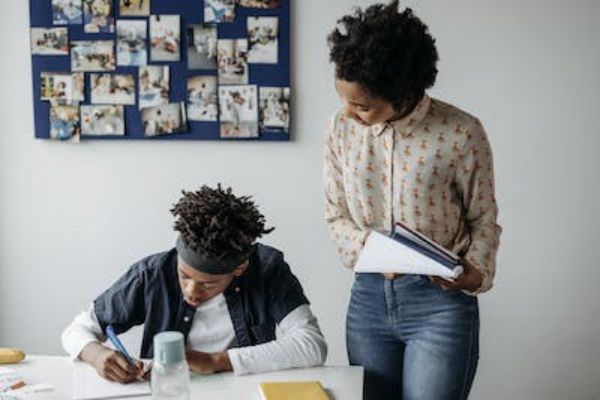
[105,325,137,368]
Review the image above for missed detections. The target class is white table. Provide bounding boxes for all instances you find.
[9,356,363,400]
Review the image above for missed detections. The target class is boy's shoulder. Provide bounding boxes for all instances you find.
[249,243,294,279]
[128,248,178,279]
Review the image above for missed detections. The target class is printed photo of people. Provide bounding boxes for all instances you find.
[52,0,83,25]
[81,105,125,136]
[139,66,169,109]
[247,17,278,64]
[90,74,136,105]
[219,85,258,138]
[142,103,187,136]
[204,0,235,24]
[71,40,116,72]
[117,20,147,66]
[187,25,217,70]
[217,39,248,84]
[31,28,69,55]
[150,15,180,62]
[237,0,280,8]
[187,76,218,121]
[119,0,150,16]
[72,72,85,102]
[259,87,290,131]
[50,105,80,142]
[83,0,115,33]
[41,73,74,105]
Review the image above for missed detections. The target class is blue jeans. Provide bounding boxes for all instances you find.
[347,273,479,400]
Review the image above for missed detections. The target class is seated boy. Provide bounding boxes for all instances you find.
[62,185,327,383]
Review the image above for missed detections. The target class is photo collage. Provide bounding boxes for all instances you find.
[31,0,290,141]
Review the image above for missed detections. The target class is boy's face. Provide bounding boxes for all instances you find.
[177,257,248,307]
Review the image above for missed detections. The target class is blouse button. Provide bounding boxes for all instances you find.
[235,287,240,293]
[184,316,190,323]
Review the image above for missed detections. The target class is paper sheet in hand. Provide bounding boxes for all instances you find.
[72,361,150,400]
[355,231,462,279]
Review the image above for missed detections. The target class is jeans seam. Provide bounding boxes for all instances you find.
[458,307,478,400]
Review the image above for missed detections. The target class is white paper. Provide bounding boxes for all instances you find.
[355,231,463,279]
[72,362,150,400]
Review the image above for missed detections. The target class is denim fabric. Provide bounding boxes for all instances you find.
[93,243,309,358]
[347,273,479,400]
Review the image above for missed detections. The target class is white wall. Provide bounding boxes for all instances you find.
[1,1,599,399]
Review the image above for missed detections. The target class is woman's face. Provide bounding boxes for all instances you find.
[335,79,399,126]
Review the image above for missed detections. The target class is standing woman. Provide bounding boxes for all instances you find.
[323,2,502,399]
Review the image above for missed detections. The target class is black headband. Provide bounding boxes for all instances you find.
[176,236,248,275]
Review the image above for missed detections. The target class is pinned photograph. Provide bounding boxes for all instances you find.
[72,72,85,102]
[237,0,280,9]
[217,39,248,84]
[142,103,187,136]
[150,15,181,62]
[204,0,235,23]
[117,20,147,66]
[90,74,136,105]
[119,0,150,16]
[81,105,125,136]
[187,25,217,70]
[187,76,218,121]
[247,17,278,64]
[41,73,74,104]
[71,40,116,71]
[219,85,258,138]
[31,28,69,55]
[83,0,115,33]
[260,87,290,131]
[50,105,80,142]
[139,66,169,109]
[52,0,83,25]
[41,72,85,104]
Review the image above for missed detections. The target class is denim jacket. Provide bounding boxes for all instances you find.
[93,243,309,358]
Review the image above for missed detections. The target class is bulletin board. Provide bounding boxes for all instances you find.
[29,0,291,141]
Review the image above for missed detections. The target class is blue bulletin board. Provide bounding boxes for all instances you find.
[29,0,291,141]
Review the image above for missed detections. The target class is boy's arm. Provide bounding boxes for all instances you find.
[62,304,144,383]
[61,303,105,360]
[226,304,327,375]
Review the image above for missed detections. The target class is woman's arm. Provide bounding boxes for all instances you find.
[453,119,502,293]
[323,115,370,268]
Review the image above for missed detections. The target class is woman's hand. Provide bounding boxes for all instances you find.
[186,349,232,374]
[430,258,483,292]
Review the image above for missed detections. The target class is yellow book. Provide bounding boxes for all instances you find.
[259,381,329,400]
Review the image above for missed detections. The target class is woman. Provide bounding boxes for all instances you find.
[323,2,502,399]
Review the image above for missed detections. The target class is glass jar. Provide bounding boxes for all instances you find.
[151,331,190,400]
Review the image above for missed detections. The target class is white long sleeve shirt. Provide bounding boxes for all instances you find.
[62,296,327,376]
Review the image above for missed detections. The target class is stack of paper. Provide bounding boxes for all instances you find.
[355,223,463,279]
[259,381,329,400]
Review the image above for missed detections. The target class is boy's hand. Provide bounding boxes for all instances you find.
[80,342,144,383]
[430,258,483,293]
[186,349,232,374]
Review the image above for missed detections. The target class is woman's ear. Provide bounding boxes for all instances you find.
[232,260,250,277]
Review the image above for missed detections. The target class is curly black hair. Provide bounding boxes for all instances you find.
[171,185,274,259]
[328,0,438,112]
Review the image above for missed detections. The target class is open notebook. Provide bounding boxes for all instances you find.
[355,223,463,279]
[72,362,150,400]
